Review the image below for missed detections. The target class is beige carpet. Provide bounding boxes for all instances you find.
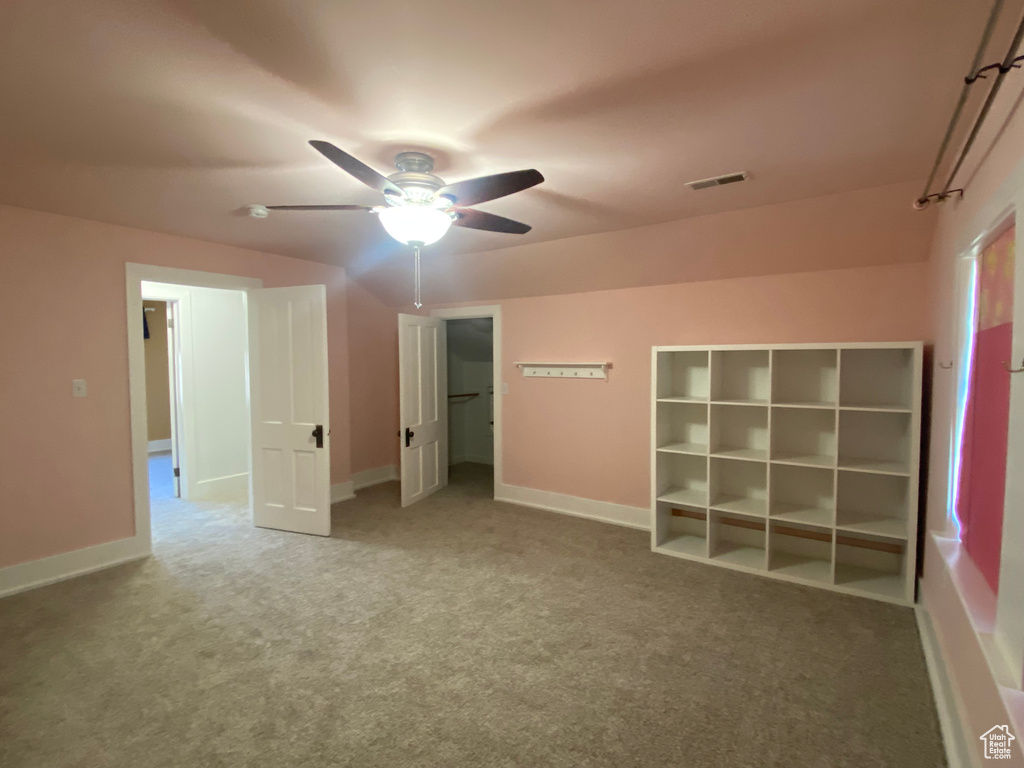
[0,463,945,767]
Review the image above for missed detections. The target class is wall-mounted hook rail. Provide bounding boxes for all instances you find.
[514,361,612,379]
[1004,359,1024,373]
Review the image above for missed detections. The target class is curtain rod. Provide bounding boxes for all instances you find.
[914,0,1007,209]
[936,12,1024,200]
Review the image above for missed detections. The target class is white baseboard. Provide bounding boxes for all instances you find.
[352,465,399,491]
[916,603,971,768]
[148,438,171,453]
[495,483,649,531]
[331,480,356,504]
[0,536,151,599]
[193,472,248,501]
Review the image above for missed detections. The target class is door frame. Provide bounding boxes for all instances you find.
[429,305,503,493]
[126,263,262,554]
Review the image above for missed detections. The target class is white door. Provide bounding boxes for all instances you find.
[399,314,448,507]
[249,286,331,536]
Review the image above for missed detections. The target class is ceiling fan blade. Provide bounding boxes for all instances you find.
[437,169,543,206]
[309,140,404,197]
[452,208,532,235]
[266,204,375,211]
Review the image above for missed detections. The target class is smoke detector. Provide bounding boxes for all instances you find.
[685,172,749,191]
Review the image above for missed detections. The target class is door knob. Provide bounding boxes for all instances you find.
[312,424,324,448]
[405,427,415,447]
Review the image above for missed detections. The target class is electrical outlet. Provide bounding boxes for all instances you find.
[72,379,87,397]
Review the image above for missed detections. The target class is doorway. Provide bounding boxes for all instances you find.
[141,282,249,504]
[445,318,495,496]
[142,298,180,501]
[126,263,334,557]
[140,280,251,546]
[397,305,502,508]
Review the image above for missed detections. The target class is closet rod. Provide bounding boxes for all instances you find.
[914,0,1006,209]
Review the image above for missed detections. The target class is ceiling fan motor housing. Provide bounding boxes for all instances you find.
[387,152,447,204]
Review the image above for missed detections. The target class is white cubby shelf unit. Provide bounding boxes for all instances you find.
[651,343,923,605]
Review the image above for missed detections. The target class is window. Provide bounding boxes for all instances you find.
[954,224,1016,593]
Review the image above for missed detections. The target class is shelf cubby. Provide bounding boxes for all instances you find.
[770,407,836,469]
[837,410,911,476]
[771,349,838,407]
[655,452,708,508]
[655,401,708,456]
[833,532,907,600]
[836,471,910,539]
[709,404,768,461]
[839,348,914,411]
[656,350,710,402]
[770,464,834,528]
[652,343,921,605]
[710,350,770,404]
[654,504,708,558]
[710,511,767,569]
[768,521,833,584]
[709,457,767,517]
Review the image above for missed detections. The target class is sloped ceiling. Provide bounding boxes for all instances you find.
[0,0,1017,303]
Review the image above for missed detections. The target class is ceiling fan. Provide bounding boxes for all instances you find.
[265,140,542,243]
[257,140,543,306]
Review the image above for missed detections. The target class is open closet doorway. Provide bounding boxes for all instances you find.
[397,306,503,507]
[445,318,495,495]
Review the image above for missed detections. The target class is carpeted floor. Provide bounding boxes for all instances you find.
[148,451,176,500]
[0,462,945,767]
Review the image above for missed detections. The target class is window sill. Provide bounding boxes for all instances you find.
[932,533,1023,706]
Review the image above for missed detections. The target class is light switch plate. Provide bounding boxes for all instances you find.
[502,382,509,395]
[72,379,87,397]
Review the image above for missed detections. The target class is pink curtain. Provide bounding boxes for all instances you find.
[958,226,1015,593]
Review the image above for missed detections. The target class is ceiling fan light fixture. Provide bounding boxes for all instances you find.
[378,205,453,245]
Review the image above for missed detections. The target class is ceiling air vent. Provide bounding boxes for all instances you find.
[685,172,748,191]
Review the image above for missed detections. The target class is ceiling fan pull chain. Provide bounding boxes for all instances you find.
[413,243,422,309]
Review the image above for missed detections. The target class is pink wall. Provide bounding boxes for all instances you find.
[0,204,352,569]
[357,181,935,306]
[348,180,939,484]
[347,279,400,474]
[493,262,929,507]
[348,261,931,509]
[921,74,1024,764]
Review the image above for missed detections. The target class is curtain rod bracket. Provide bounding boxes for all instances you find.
[966,55,1023,83]
[913,189,964,210]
